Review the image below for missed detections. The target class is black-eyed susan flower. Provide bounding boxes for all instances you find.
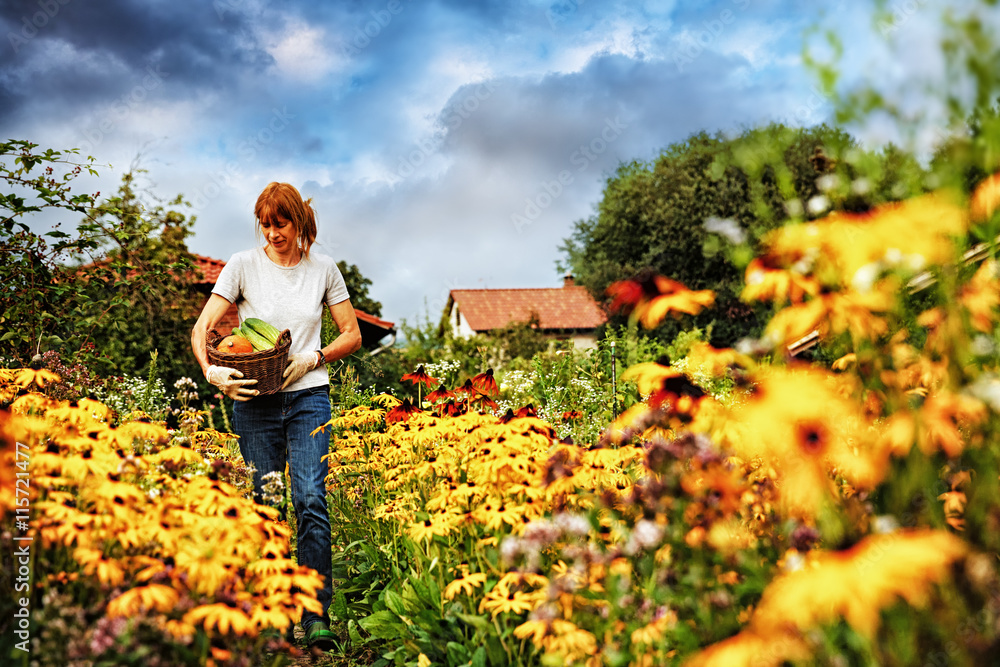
[401,365,440,389]
[607,273,715,329]
[471,368,499,397]
[749,530,966,640]
[479,586,536,618]
[14,368,61,389]
[74,547,126,587]
[183,602,255,636]
[386,398,422,424]
[106,584,179,617]
[443,572,487,600]
[408,511,457,542]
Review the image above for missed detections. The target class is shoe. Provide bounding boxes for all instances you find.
[305,621,336,652]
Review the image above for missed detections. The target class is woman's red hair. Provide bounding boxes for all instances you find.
[254,182,318,258]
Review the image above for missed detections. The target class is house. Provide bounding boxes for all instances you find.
[193,255,396,351]
[440,275,606,348]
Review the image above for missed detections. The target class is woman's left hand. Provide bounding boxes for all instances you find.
[282,352,319,389]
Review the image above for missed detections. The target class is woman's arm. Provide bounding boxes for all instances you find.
[320,299,363,365]
[191,293,235,376]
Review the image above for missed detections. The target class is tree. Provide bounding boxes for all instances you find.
[337,260,382,317]
[77,169,204,387]
[0,140,113,362]
[559,123,926,347]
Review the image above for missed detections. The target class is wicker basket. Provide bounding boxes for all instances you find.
[206,328,292,395]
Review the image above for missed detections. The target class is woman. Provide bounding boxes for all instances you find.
[191,182,362,651]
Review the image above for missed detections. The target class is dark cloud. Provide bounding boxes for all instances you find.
[0,0,271,123]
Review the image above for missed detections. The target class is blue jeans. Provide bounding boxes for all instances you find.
[233,384,332,630]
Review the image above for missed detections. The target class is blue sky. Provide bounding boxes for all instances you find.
[0,0,986,328]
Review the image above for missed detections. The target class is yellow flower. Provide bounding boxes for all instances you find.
[742,257,820,305]
[684,342,754,377]
[543,619,598,663]
[73,547,125,588]
[417,653,432,667]
[443,572,487,600]
[959,259,1000,332]
[249,603,293,632]
[408,511,457,542]
[478,586,536,618]
[106,584,179,618]
[14,368,61,389]
[749,530,967,639]
[763,192,968,287]
[684,629,809,667]
[722,366,884,516]
[630,608,677,645]
[918,391,987,458]
[513,618,550,646]
[184,603,255,636]
[621,362,685,396]
[174,540,235,595]
[971,171,1000,221]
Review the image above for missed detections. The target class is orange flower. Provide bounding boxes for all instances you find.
[386,398,422,424]
[400,365,440,389]
[959,259,1000,332]
[721,366,884,516]
[607,272,714,329]
[425,386,455,404]
[471,368,499,397]
[742,257,820,305]
[971,171,1000,221]
[918,391,987,458]
[749,530,967,639]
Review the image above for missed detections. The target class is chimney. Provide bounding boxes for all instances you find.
[563,274,575,288]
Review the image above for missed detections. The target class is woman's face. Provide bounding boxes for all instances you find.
[260,214,299,254]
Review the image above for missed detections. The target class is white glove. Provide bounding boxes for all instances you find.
[282,352,318,389]
[206,365,259,401]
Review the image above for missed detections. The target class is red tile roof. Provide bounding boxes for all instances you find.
[193,254,226,284]
[450,284,606,332]
[354,309,395,330]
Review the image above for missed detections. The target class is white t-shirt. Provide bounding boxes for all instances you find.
[212,247,351,392]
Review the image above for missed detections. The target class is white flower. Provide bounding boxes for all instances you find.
[554,513,591,537]
[872,515,900,535]
[632,519,663,549]
[807,195,831,215]
[971,335,995,357]
[703,216,746,244]
[784,198,804,218]
[852,262,881,292]
[816,173,841,192]
[783,551,805,573]
[851,177,872,195]
[968,374,1000,411]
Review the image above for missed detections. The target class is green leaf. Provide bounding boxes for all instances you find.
[348,619,364,644]
[333,590,349,620]
[358,610,407,640]
[446,642,470,666]
[470,647,486,667]
[384,589,407,617]
[453,612,489,631]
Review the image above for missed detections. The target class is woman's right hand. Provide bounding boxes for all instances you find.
[205,365,259,401]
